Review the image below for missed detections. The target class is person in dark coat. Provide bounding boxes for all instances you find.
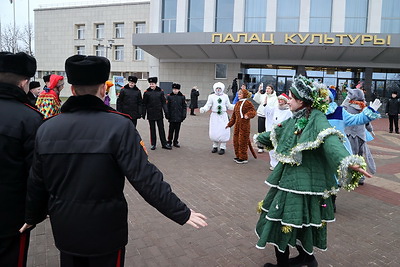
[231,78,238,102]
[20,55,207,267]
[142,77,171,150]
[385,91,400,133]
[116,75,143,126]
[0,52,43,267]
[166,83,187,147]
[27,81,41,107]
[189,86,199,115]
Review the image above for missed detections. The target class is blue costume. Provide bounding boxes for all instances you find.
[325,89,379,154]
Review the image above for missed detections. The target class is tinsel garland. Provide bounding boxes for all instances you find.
[337,155,367,191]
[270,127,345,165]
[363,106,381,119]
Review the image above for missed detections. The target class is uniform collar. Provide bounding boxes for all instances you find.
[61,94,114,113]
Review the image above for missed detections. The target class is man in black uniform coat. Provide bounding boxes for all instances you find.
[20,55,207,267]
[116,75,143,126]
[27,81,41,107]
[0,52,43,267]
[142,77,172,150]
[166,83,187,147]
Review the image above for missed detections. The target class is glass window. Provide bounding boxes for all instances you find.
[372,72,386,79]
[76,46,85,55]
[215,63,227,79]
[135,22,146,34]
[276,0,300,32]
[188,0,204,32]
[95,24,105,39]
[76,25,85,39]
[277,69,295,76]
[162,0,177,33]
[345,0,368,33]
[215,0,234,32]
[381,0,400,33]
[245,0,267,32]
[114,45,124,61]
[134,46,144,61]
[115,23,124,38]
[95,45,105,57]
[309,0,332,32]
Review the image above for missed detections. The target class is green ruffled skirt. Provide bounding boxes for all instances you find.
[255,187,335,254]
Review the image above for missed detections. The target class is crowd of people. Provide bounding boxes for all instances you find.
[0,51,398,267]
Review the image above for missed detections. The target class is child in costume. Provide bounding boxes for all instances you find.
[254,75,371,267]
[226,88,257,164]
[264,93,292,171]
[342,88,378,185]
[166,83,187,147]
[104,81,113,106]
[200,82,234,155]
[36,74,64,118]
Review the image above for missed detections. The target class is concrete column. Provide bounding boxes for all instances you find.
[368,0,382,33]
[299,0,310,32]
[149,0,161,33]
[204,0,216,32]
[331,0,345,32]
[296,65,306,76]
[266,0,277,31]
[176,0,188,32]
[364,68,373,102]
[233,0,245,32]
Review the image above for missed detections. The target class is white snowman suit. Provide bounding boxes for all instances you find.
[200,82,234,150]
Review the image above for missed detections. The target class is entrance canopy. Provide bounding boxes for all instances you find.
[133,32,400,69]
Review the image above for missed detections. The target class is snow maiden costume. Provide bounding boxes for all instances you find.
[254,76,368,267]
[264,93,292,170]
[200,82,234,155]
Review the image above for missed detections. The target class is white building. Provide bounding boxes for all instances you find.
[35,0,400,100]
[34,0,151,97]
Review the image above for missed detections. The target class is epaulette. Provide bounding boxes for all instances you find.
[107,110,133,120]
[23,103,45,118]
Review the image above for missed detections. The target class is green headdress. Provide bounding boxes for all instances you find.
[289,75,329,113]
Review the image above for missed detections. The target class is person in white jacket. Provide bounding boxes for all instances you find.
[254,84,278,153]
[264,93,292,170]
[200,82,234,155]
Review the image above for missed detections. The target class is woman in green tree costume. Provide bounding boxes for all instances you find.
[254,75,372,267]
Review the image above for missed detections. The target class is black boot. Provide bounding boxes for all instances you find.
[264,247,289,267]
[289,245,318,267]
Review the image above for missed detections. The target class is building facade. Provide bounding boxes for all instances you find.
[133,0,400,100]
[34,0,151,97]
[34,0,400,100]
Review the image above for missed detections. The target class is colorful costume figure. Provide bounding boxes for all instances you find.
[264,93,292,170]
[255,75,368,267]
[200,82,234,155]
[342,88,378,182]
[36,75,63,118]
[104,81,113,106]
[327,88,380,154]
[226,89,257,163]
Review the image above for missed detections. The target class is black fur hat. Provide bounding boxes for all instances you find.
[0,52,36,77]
[172,83,181,89]
[43,75,51,82]
[29,81,41,90]
[148,77,158,83]
[65,55,110,85]
[128,76,138,83]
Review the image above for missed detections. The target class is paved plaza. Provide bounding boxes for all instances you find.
[27,110,400,267]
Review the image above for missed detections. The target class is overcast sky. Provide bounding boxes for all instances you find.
[0,0,125,28]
